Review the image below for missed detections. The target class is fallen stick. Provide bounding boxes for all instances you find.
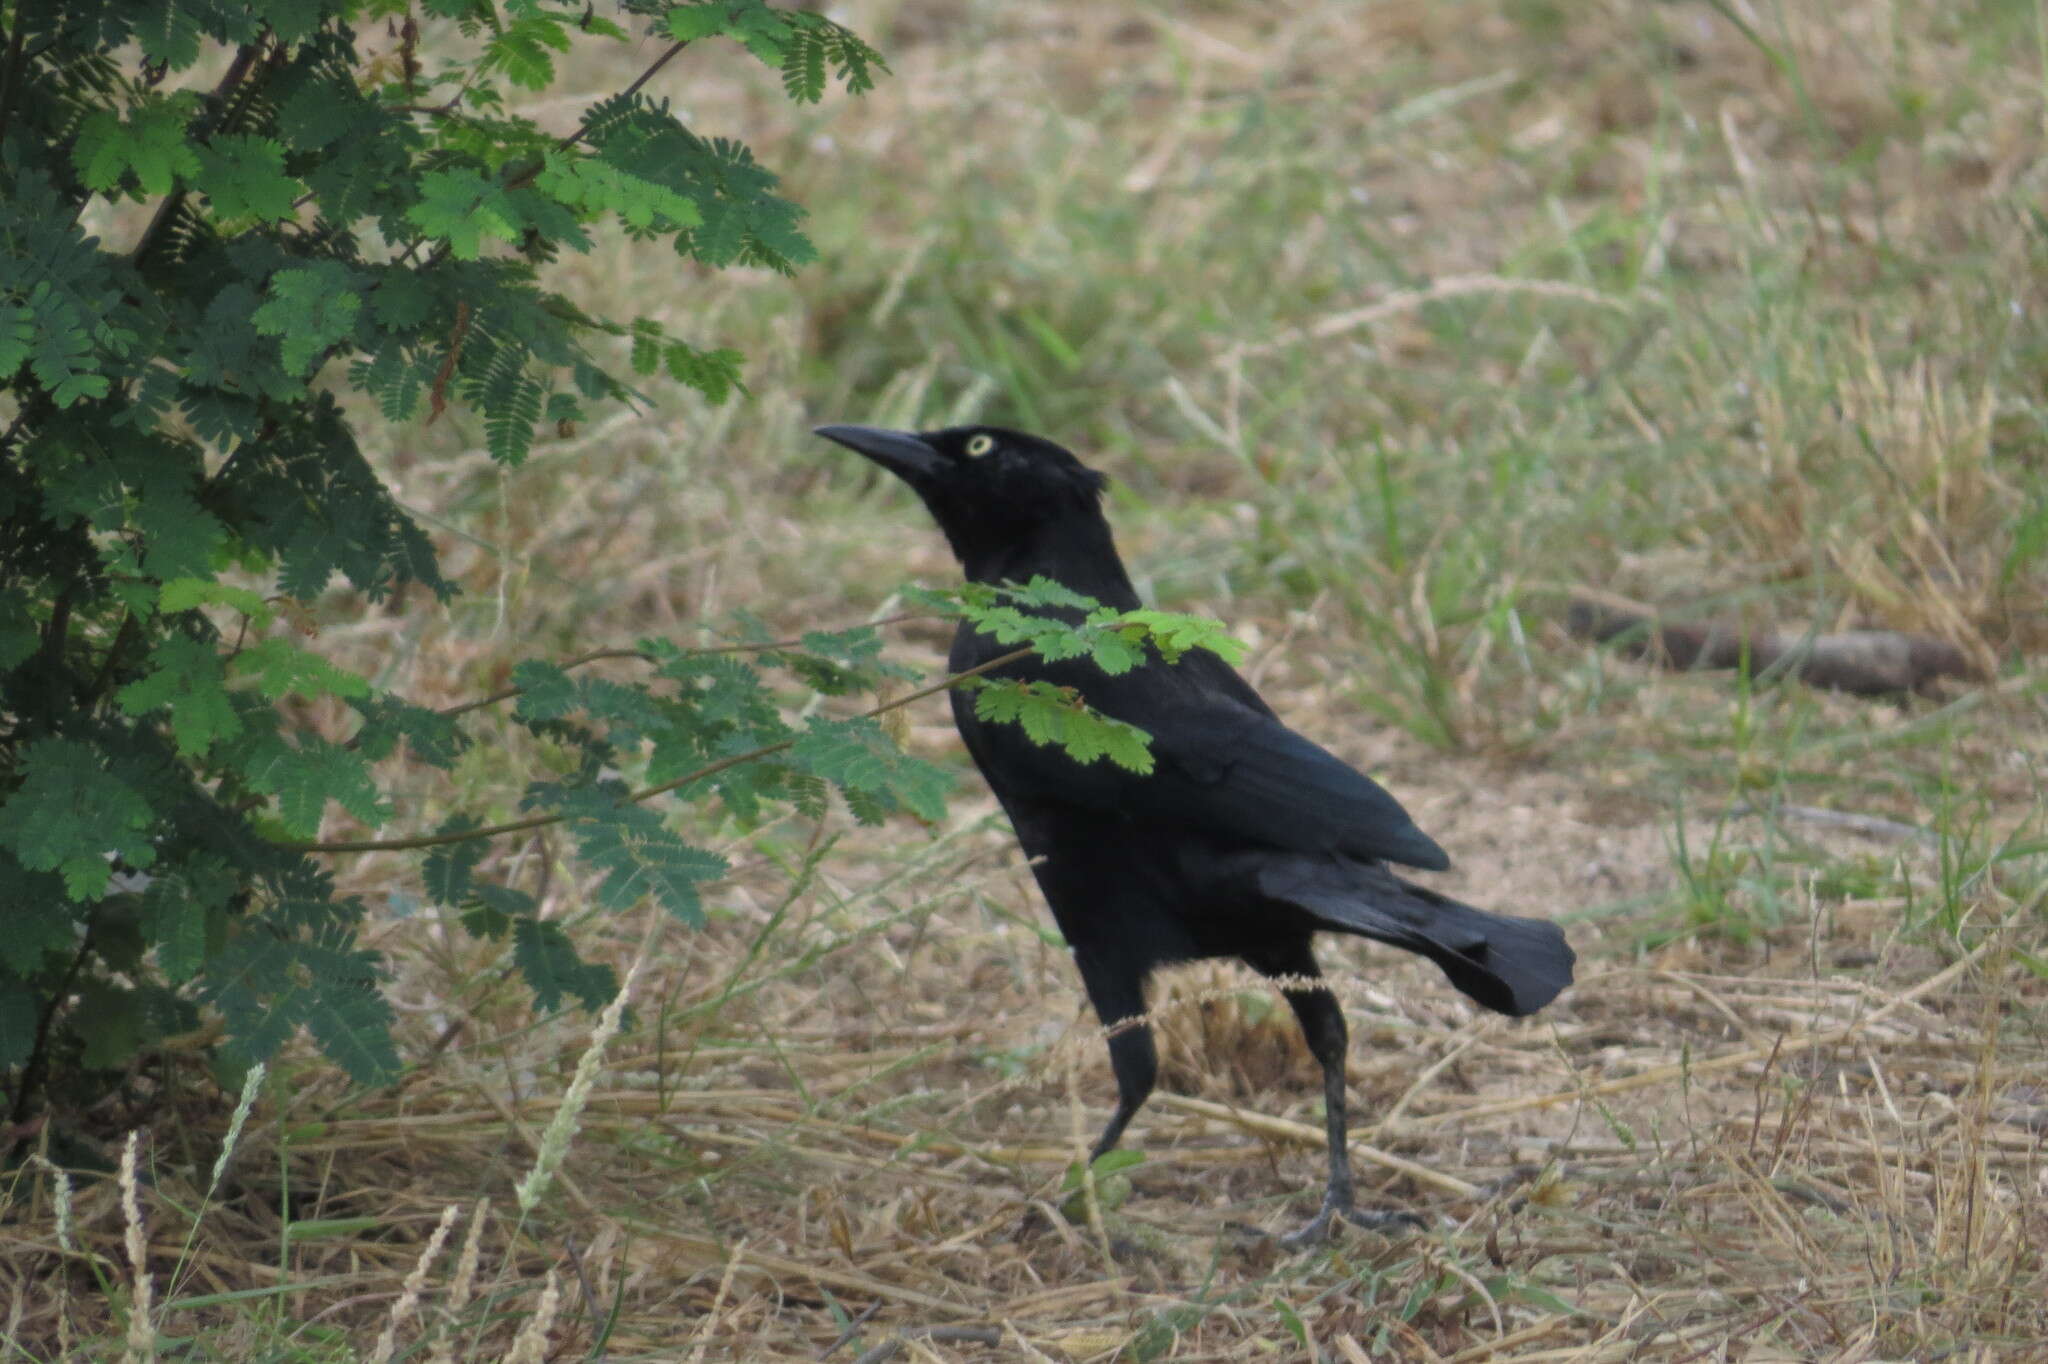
[1151,1092,1481,1197]
[1566,589,1978,697]
[1725,800,1939,846]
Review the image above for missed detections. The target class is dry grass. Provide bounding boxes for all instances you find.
[7,0,2048,1359]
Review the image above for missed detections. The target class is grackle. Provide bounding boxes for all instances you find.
[815,423,1574,1245]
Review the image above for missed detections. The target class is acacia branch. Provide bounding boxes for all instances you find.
[284,646,1032,856]
[0,17,30,149]
[128,39,264,268]
[402,38,691,270]
[6,929,95,1140]
[418,612,940,725]
[433,646,652,723]
[83,610,141,706]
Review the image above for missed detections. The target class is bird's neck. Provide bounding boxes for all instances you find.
[961,513,1143,611]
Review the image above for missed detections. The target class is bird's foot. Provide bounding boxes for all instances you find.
[1279,1199,1424,1249]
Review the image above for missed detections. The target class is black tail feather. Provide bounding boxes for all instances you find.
[1255,858,1574,1017]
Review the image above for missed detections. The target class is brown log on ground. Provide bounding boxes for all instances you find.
[1566,591,1980,698]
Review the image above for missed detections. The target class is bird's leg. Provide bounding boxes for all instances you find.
[1276,977,1357,1246]
[1075,952,1157,1162]
[1091,1017,1158,1161]
[1267,956,1425,1247]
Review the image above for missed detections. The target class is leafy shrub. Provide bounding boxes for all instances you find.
[0,0,879,1125]
[0,0,1231,1148]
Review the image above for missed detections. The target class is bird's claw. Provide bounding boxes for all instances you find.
[1279,1200,1424,1248]
[1279,1208,1342,1249]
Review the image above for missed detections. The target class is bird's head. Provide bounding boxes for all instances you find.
[814,423,1119,586]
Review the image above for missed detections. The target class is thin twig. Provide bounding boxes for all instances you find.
[82,612,141,708]
[427,613,939,723]
[432,647,652,723]
[4,931,94,1146]
[560,1233,602,1346]
[848,1326,1002,1364]
[817,1301,881,1360]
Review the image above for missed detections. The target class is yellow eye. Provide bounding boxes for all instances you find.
[964,433,996,457]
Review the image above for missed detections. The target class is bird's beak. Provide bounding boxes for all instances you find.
[813,424,945,482]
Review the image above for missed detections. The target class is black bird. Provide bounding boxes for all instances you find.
[816,422,1574,1244]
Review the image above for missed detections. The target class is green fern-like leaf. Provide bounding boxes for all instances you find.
[513,917,619,1012]
[789,715,951,821]
[0,301,31,376]
[193,135,301,225]
[577,676,667,744]
[73,97,201,196]
[139,858,235,983]
[0,883,80,981]
[422,821,486,905]
[780,25,828,103]
[971,680,1155,774]
[407,168,525,260]
[252,261,365,375]
[511,659,579,720]
[0,739,158,900]
[662,340,746,403]
[481,5,574,90]
[1111,609,1251,665]
[943,579,1246,674]
[0,0,893,1110]
[629,316,664,375]
[537,148,700,230]
[118,633,242,756]
[2,170,143,407]
[348,693,469,767]
[230,637,374,703]
[664,2,733,43]
[158,577,269,619]
[548,786,729,923]
[236,733,388,839]
[1002,577,1099,611]
[353,339,429,422]
[724,1,788,63]
[822,23,885,94]
[474,344,544,464]
[137,0,205,69]
[462,882,536,939]
[300,960,402,1084]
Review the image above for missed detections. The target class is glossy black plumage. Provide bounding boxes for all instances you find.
[816,422,1574,1242]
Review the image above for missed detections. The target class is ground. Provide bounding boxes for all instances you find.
[11,1,2048,1360]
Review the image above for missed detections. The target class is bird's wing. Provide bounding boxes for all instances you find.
[1146,701,1452,870]
[956,668,1451,871]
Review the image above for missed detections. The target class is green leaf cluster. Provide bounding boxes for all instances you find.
[634,627,941,827]
[909,577,1247,775]
[664,1,885,102]
[919,577,1248,674]
[387,625,950,1007]
[970,680,1156,774]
